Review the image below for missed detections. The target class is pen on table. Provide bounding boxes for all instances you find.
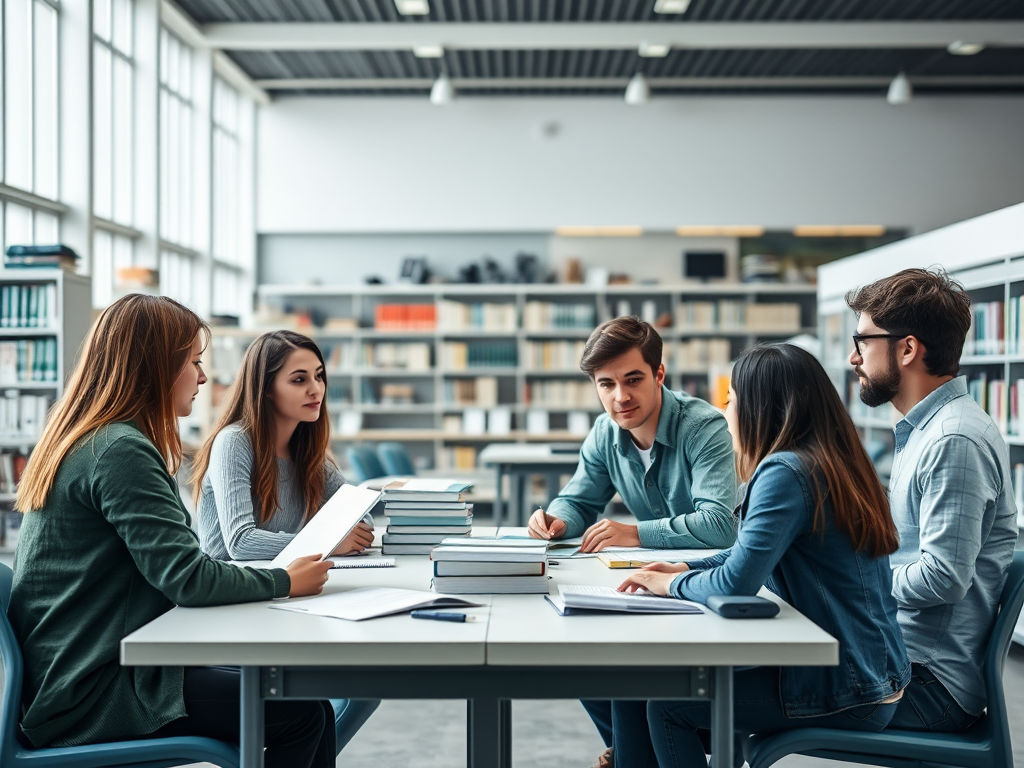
[410,610,474,623]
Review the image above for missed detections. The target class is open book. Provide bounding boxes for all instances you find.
[545,585,703,616]
[270,587,484,621]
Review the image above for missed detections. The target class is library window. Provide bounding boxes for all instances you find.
[212,265,243,318]
[160,248,194,307]
[212,77,241,266]
[1,202,58,251]
[159,27,193,249]
[91,229,133,308]
[92,0,134,226]
[2,0,60,201]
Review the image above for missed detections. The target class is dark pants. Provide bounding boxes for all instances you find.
[887,663,979,732]
[646,667,898,768]
[150,666,335,768]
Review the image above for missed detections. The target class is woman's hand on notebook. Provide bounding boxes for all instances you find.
[285,555,333,597]
[331,522,375,556]
[616,569,677,597]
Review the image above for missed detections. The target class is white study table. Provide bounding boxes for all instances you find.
[121,528,837,768]
[478,444,582,527]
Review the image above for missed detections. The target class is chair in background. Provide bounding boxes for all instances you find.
[345,445,387,483]
[0,563,241,768]
[744,549,1024,768]
[376,442,416,477]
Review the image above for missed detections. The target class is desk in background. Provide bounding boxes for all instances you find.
[121,528,837,768]
[478,444,581,527]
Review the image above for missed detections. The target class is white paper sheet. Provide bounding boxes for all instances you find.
[269,587,483,621]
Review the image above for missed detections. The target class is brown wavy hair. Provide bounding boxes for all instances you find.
[731,343,898,558]
[16,294,209,512]
[191,330,335,525]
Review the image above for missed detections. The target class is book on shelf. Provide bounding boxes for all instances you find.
[439,300,517,332]
[445,377,498,407]
[4,244,80,271]
[0,393,50,441]
[675,300,801,332]
[0,284,59,329]
[440,445,478,471]
[0,339,58,383]
[524,379,592,409]
[674,338,731,369]
[441,341,517,369]
[524,340,587,371]
[373,303,436,331]
[965,300,1007,356]
[522,301,595,331]
[0,450,27,493]
[360,342,431,371]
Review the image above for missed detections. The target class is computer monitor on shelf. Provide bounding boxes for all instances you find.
[683,251,727,282]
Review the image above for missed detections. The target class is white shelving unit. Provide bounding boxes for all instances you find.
[0,269,92,550]
[199,282,817,471]
[818,202,1024,646]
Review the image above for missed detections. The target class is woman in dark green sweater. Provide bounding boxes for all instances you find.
[9,294,336,768]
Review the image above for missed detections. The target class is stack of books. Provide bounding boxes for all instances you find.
[4,244,80,271]
[380,478,474,555]
[430,539,549,594]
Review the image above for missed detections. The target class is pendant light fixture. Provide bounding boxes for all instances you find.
[886,72,912,105]
[430,49,455,106]
[625,72,650,106]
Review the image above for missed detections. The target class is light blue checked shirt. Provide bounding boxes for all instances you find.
[888,376,1018,715]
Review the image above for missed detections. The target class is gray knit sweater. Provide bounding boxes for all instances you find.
[196,424,347,560]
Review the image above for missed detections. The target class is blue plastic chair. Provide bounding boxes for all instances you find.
[1,563,377,766]
[744,549,1024,768]
[346,445,387,483]
[377,442,416,477]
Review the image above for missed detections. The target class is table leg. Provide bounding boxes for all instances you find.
[711,666,734,768]
[240,667,264,768]
[467,698,509,768]
[493,466,504,528]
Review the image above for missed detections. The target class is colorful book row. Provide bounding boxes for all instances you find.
[0,339,59,383]
[0,283,59,328]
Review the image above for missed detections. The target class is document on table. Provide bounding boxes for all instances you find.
[328,556,396,569]
[269,587,484,621]
[547,585,703,615]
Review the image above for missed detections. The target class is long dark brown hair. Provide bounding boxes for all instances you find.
[191,330,335,525]
[731,343,898,557]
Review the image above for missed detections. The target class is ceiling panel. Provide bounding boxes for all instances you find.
[176,0,1024,23]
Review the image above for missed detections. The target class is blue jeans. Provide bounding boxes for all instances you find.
[887,663,978,732]
[646,666,898,768]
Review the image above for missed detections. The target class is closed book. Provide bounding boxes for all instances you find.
[381,533,467,545]
[431,574,551,594]
[431,545,547,563]
[384,500,470,511]
[386,515,473,527]
[385,524,473,535]
[380,543,437,555]
[5,244,79,258]
[434,561,547,577]
[380,478,473,502]
[549,585,703,615]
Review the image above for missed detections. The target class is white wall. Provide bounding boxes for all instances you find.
[256,95,1024,236]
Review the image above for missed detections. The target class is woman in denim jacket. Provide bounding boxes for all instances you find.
[617,343,910,768]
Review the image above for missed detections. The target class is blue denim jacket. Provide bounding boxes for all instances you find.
[672,451,910,717]
[547,387,737,548]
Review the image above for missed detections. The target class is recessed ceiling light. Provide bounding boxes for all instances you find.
[676,226,766,237]
[654,0,691,13]
[395,0,429,15]
[947,40,985,56]
[414,45,444,58]
[555,226,644,237]
[638,41,671,58]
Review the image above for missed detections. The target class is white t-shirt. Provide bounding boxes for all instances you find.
[635,444,654,474]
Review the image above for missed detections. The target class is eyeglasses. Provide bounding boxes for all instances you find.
[851,333,906,356]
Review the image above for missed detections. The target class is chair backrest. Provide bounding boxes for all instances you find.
[0,563,24,766]
[980,549,1024,767]
[345,446,386,484]
[376,442,415,477]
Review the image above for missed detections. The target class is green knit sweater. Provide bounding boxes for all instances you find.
[9,422,291,747]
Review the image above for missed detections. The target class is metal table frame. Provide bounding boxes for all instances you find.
[240,665,732,768]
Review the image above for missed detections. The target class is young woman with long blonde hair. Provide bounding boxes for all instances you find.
[9,295,335,768]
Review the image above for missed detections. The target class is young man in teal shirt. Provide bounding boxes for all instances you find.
[527,316,738,764]
[528,315,738,553]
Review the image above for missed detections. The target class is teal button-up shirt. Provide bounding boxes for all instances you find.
[547,386,738,548]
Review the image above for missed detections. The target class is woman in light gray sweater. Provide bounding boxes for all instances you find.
[192,330,373,561]
[191,330,379,749]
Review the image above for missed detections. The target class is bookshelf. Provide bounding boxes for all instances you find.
[200,282,816,472]
[0,269,92,550]
[817,202,1024,646]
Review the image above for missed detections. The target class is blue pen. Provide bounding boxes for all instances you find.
[411,610,471,623]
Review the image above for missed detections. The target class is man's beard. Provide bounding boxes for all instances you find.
[858,350,900,408]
